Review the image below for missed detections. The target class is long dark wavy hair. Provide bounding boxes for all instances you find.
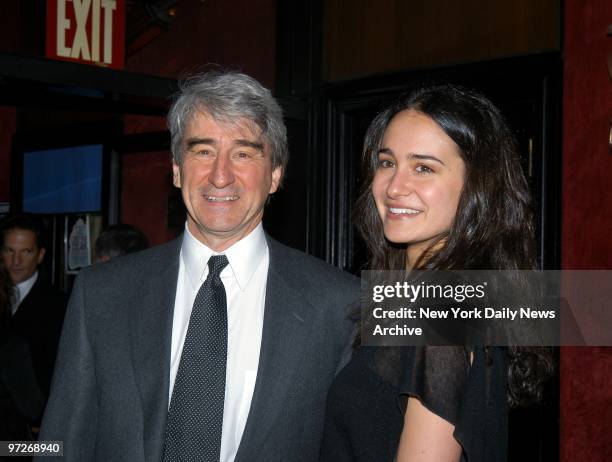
[355,83,553,407]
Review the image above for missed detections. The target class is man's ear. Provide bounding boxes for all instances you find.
[37,247,46,265]
[269,167,282,194]
[172,161,181,188]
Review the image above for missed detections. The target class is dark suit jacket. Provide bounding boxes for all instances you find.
[0,323,45,440]
[9,277,67,396]
[39,236,359,461]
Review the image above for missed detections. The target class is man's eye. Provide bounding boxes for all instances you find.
[235,151,253,159]
[197,150,212,157]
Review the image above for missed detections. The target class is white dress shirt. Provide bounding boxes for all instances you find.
[11,271,38,315]
[169,223,268,462]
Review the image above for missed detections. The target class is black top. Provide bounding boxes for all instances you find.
[321,346,508,461]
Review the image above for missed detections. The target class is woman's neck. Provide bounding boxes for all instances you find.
[405,237,446,270]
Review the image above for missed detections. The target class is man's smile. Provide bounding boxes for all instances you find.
[205,195,239,202]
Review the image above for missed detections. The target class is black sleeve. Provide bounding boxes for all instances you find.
[398,346,508,462]
[398,346,470,424]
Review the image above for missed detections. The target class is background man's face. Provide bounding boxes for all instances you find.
[1,228,45,284]
[173,111,282,251]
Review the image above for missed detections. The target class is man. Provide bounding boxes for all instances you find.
[94,223,149,263]
[40,71,358,462]
[1,214,67,396]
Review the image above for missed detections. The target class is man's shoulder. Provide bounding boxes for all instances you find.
[267,237,358,288]
[80,237,181,282]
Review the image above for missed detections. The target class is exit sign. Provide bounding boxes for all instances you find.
[46,0,125,69]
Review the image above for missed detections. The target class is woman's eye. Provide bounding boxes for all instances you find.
[415,164,434,174]
[377,158,395,168]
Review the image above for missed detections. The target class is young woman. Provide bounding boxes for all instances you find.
[321,84,552,462]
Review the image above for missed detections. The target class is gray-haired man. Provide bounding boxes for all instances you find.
[39,71,358,462]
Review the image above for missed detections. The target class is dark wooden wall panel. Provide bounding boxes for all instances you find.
[324,0,560,81]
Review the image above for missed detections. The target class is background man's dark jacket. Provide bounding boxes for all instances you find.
[10,277,67,395]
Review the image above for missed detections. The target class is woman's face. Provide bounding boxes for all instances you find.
[372,109,465,261]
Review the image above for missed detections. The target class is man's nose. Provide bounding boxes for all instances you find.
[12,252,21,266]
[208,154,235,189]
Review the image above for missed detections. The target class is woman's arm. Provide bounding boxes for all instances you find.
[395,396,462,462]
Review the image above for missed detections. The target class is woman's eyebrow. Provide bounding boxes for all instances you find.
[377,148,446,166]
[408,153,446,166]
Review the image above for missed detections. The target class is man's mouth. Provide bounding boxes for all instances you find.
[205,195,239,202]
[388,207,421,215]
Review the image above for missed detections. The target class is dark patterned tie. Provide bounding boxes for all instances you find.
[163,255,229,462]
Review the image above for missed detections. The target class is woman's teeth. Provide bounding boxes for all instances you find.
[389,207,420,215]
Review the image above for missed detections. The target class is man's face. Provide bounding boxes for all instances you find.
[173,111,282,251]
[1,228,45,284]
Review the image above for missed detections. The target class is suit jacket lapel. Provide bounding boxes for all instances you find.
[235,238,315,461]
[11,277,42,323]
[129,238,181,462]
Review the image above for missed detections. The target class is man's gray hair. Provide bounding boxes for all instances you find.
[168,71,288,175]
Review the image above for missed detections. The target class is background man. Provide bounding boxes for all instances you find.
[0,214,67,396]
[40,71,358,462]
[94,223,149,263]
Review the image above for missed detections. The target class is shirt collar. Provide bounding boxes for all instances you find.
[181,223,267,292]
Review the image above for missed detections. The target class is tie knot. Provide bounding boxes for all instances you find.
[207,255,229,278]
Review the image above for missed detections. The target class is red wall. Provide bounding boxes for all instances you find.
[125,0,276,88]
[120,148,175,246]
[561,0,612,461]
[119,0,276,245]
[561,348,612,460]
[562,0,612,269]
[120,114,173,246]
